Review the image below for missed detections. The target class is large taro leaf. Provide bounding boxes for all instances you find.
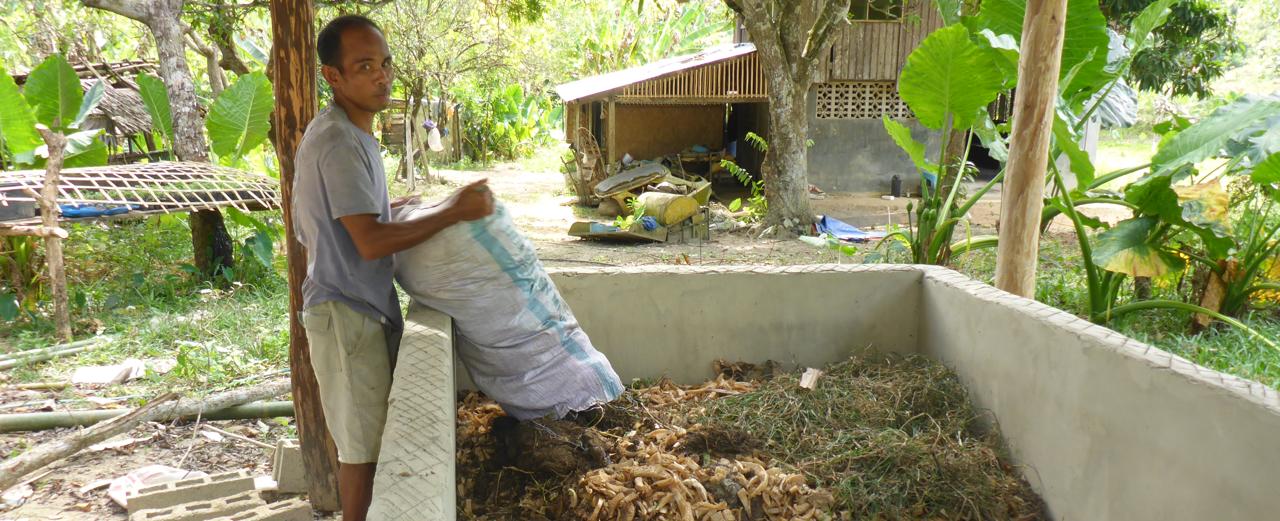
[1152,96,1280,175]
[1092,216,1184,278]
[61,129,107,168]
[977,0,1109,101]
[24,54,81,131]
[1124,172,1181,222]
[1174,182,1230,237]
[973,112,1008,163]
[0,66,40,162]
[1053,109,1095,187]
[206,71,274,163]
[882,116,937,174]
[974,29,1019,90]
[137,73,173,145]
[897,25,1003,131]
[71,79,106,130]
[1253,152,1280,185]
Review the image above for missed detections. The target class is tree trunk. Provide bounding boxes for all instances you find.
[995,0,1069,298]
[83,0,235,280]
[35,129,71,343]
[269,0,341,510]
[761,72,815,232]
[148,3,235,279]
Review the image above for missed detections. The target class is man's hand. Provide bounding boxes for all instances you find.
[443,179,495,222]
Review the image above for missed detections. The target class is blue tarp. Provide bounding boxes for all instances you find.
[815,215,887,243]
[59,204,135,218]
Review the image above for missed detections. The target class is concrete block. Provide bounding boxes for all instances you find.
[270,439,306,494]
[125,469,255,513]
[368,305,456,520]
[224,499,312,521]
[129,490,264,521]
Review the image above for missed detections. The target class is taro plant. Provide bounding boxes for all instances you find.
[720,131,769,222]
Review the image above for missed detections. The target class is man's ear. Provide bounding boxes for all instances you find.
[320,64,341,87]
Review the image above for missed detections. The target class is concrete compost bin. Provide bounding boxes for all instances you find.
[372,264,1280,521]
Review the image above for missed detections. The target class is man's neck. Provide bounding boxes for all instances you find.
[334,97,375,136]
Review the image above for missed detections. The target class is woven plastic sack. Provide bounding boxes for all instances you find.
[395,201,622,420]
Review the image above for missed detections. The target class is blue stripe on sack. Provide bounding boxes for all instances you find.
[467,216,623,399]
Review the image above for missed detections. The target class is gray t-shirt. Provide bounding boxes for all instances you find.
[293,104,403,359]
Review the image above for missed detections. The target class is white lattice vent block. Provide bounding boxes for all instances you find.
[815,81,913,120]
[368,305,456,521]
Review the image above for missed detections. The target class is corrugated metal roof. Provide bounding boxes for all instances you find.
[555,43,756,103]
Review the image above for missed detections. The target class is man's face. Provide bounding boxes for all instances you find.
[322,25,394,114]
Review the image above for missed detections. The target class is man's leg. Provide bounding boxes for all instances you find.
[300,301,392,521]
[339,462,377,521]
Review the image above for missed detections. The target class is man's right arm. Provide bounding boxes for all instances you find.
[339,179,494,261]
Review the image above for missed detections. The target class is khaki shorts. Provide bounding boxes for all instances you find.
[300,301,391,464]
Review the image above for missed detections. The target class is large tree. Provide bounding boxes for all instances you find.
[723,1,850,231]
[82,0,235,278]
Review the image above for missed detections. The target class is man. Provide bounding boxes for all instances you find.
[292,15,493,521]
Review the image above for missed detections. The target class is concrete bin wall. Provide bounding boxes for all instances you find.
[530,264,1280,520]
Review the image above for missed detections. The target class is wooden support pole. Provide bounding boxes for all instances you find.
[994,0,1069,298]
[35,127,72,343]
[268,0,340,511]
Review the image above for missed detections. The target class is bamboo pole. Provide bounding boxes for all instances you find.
[268,0,340,510]
[995,0,1069,298]
[0,400,295,433]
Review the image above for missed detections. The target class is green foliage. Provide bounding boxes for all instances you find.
[62,129,109,168]
[1151,95,1280,175]
[1103,0,1244,98]
[458,83,557,161]
[613,199,647,230]
[882,116,936,173]
[897,25,1002,131]
[1091,216,1184,278]
[977,0,1110,102]
[0,66,40,163]
[720,131,768,222]
[71,80,106,130]
[206,71,275,165]
[24,54,82,131]
[137,73,174,147]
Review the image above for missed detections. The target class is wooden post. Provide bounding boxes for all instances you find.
[994,0,1069,297]
[33,128,71,343]
[606,97,617,168]
[268,0,341,511]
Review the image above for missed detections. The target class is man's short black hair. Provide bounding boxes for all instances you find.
[317,15,383,69]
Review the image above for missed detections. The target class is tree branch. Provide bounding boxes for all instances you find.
[80,0,150,22]
[803,0,851,61]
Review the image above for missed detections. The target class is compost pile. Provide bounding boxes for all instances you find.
[456,355,1046,520]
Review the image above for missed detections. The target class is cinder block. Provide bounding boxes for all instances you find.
[224,498,312,521]
[271,439,306,494]
[125,469,255,513]
[129,490,264,521]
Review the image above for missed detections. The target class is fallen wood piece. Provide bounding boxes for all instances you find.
[202,424,275,450]
[799,368,824,390]
[0,392,179,493]
[0,337,108,362]
[0,400,295,433]
[7,382,69,391]
[0,337,113,371]
[0,225,68,239]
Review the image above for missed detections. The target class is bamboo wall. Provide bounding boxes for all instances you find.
[617,53,768,104]
[826,0,944,81]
